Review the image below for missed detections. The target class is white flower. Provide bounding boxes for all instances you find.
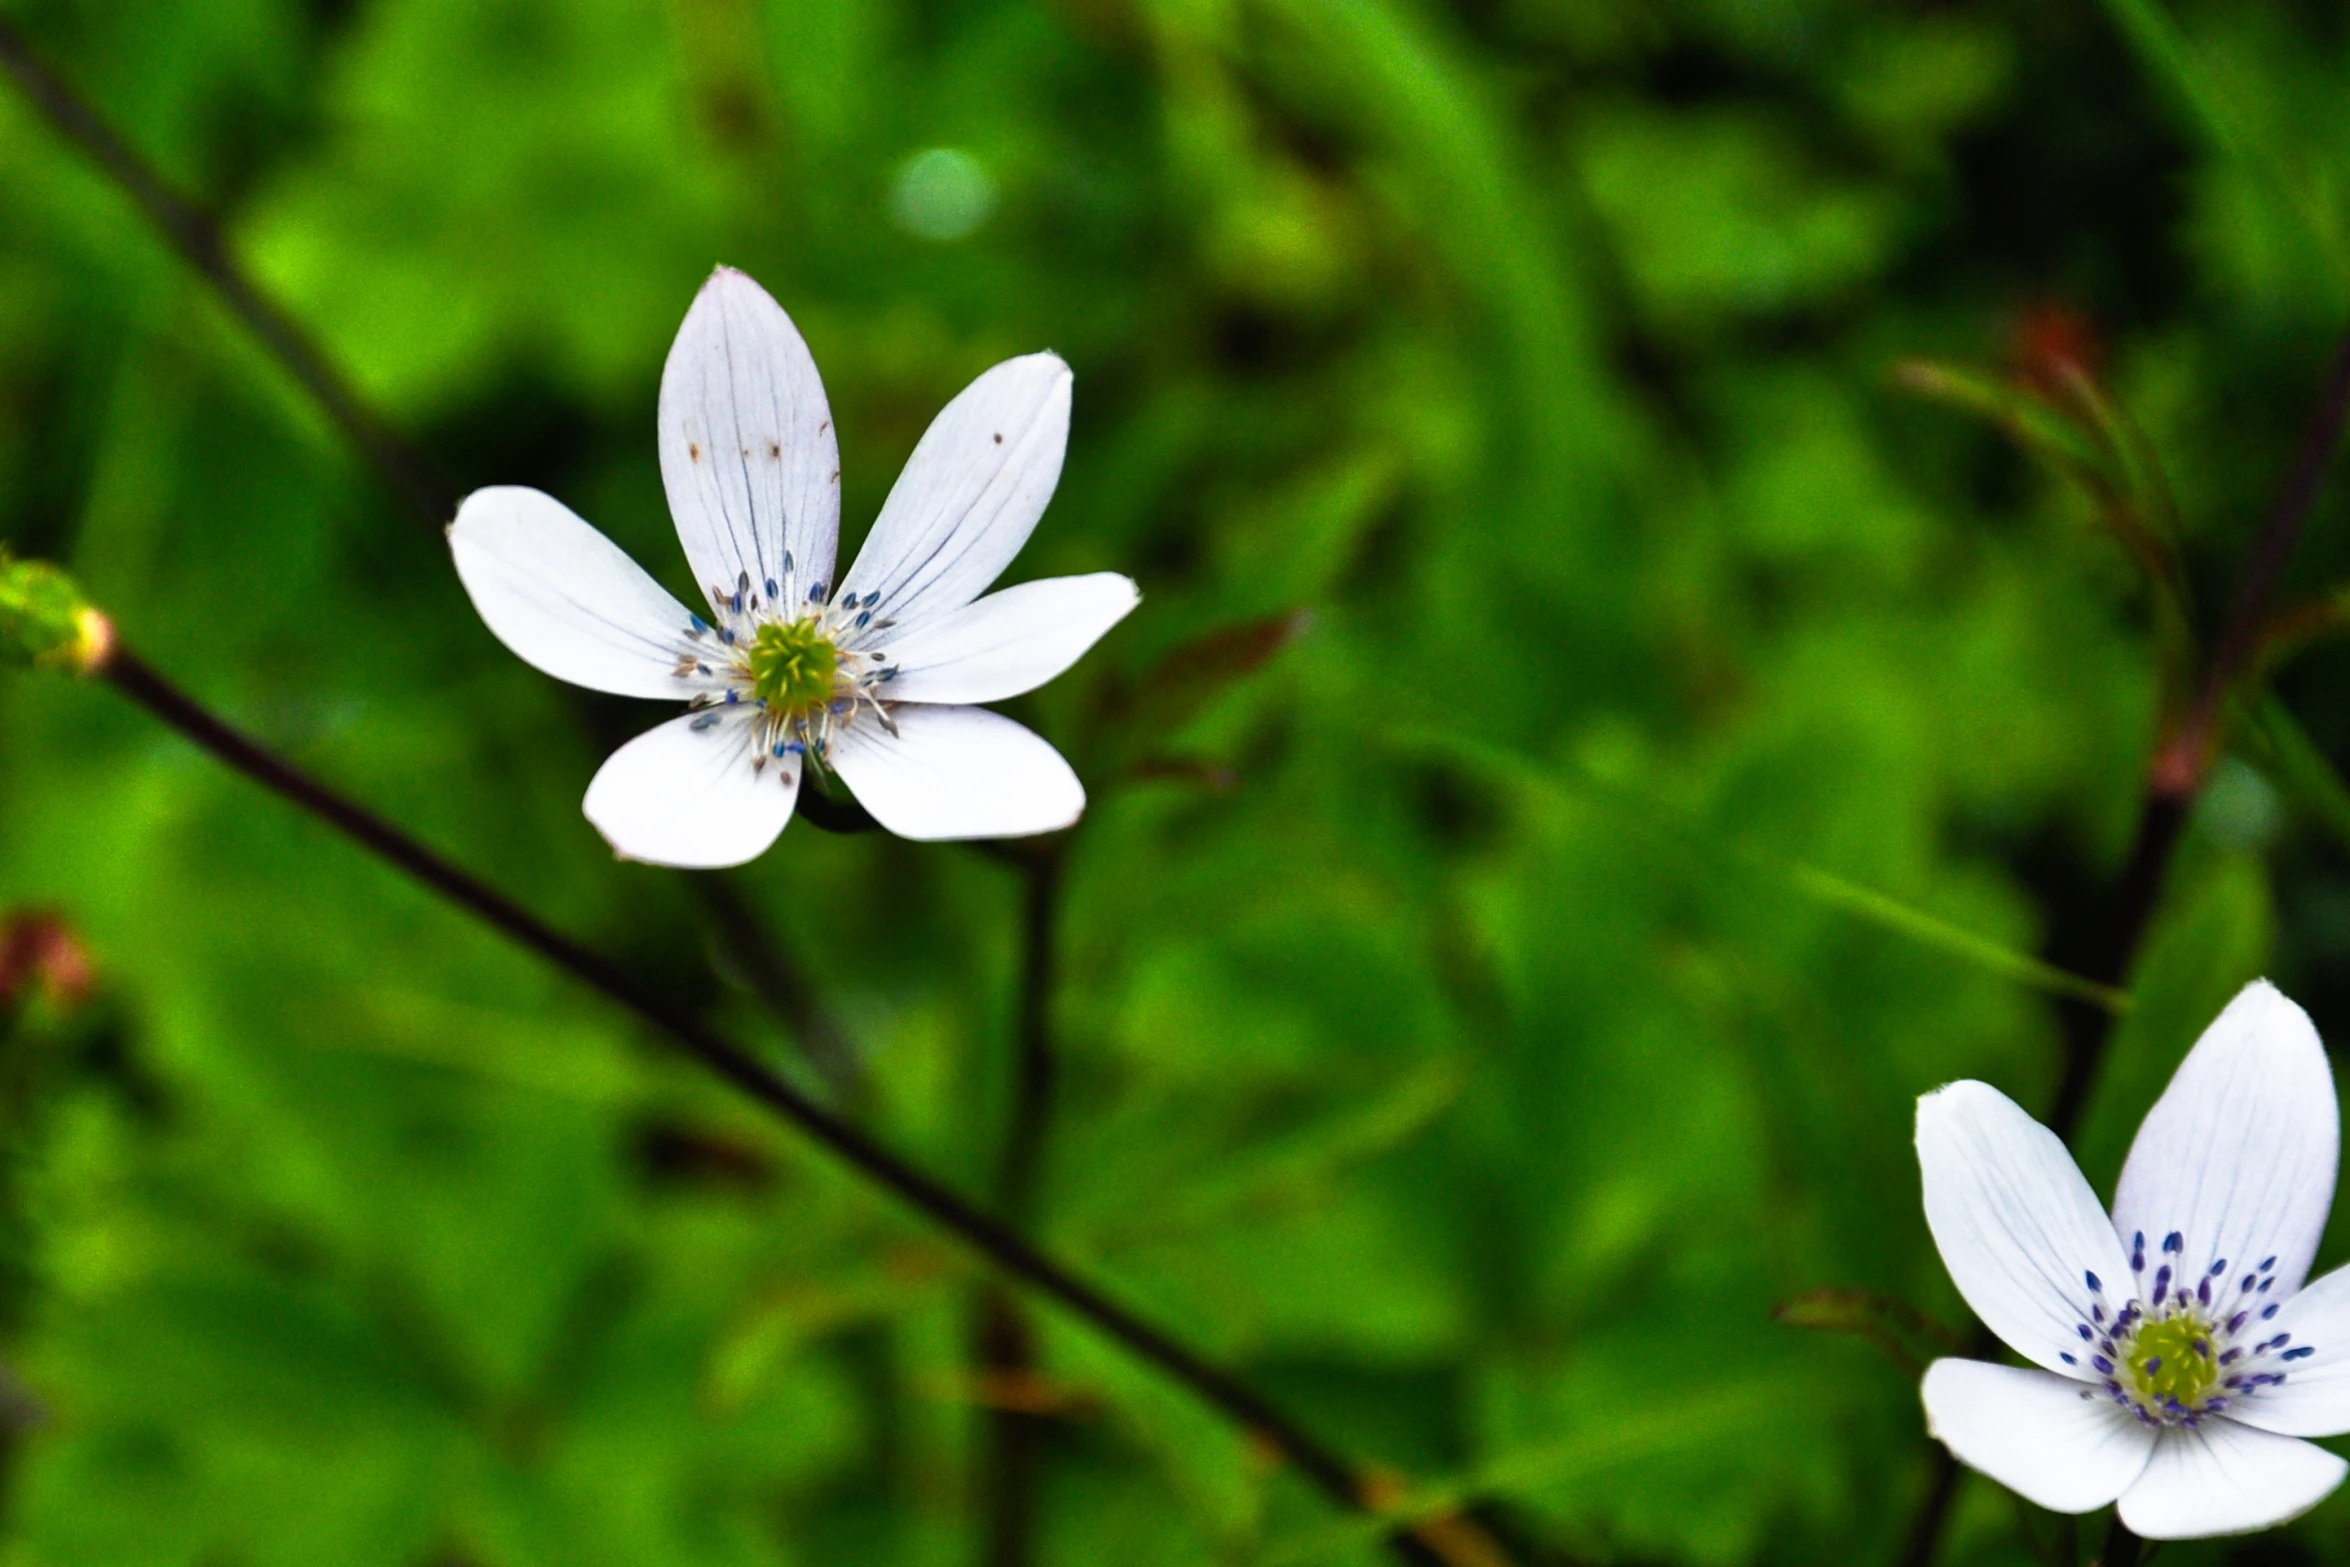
[1917,980,2350,1539]
[447,268,1138,867]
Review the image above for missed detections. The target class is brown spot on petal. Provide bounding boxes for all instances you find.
[766,440,781,459]
[689,442,702,460]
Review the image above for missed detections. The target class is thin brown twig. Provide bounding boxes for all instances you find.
[91,640,1447,1566]
[2155,327,2350,796]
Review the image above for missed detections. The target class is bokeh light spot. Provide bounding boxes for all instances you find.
[888,148,998,242]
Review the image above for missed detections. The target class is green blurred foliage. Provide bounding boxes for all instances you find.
[5,0,2350,1564]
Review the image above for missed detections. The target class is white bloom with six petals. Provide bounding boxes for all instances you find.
[448,267,1138,867]
[1918,980,2350,1538]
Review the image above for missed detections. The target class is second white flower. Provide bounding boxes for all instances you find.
[1918,980,2350,1539]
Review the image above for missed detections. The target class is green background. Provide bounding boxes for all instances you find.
[2,0,2349,1562]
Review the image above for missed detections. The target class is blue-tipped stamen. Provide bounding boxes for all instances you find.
[2072,1223,2325,1428]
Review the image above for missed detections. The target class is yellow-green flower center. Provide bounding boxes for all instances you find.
[747,619,839,711]
[2127,1314,2218,1408]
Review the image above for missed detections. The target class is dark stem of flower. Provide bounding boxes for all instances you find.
[795,778,882,834]
[1001,846,1066,1220]
[2091,1512,2144,1567]
[690,873,862,1099]
[976,842,1067,1567]
[95,644,1446,1565]
[2043,794,2191,1146]
[1901,326,2350,1567]
[0,17,456,526]
[2155,326,2350,794]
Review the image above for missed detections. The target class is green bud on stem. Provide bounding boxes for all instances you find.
[0,552,113,674]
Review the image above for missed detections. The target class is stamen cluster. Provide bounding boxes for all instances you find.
[2062,1230,2315,1427]
[671,560,902,786]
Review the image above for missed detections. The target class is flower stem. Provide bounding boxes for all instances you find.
[2152,326,2350,797]
[2091,1512,2144,1567]
[1000,845,1066,1222]
[689,873,862,1100]
[2042,795,2191,1146]
[91,641,1452,1565]
[975,842,1066,1567]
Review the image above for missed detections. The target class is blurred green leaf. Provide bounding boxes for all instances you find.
[1401,729,2130,1014]
[5,1,2350,1562]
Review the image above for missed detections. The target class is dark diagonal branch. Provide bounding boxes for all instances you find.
[90,640,1447,1566]
[0,16,455,524]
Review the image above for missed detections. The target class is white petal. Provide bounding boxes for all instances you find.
[2220,1260,2350,1438]
[1920,1360,2155,1512]
[870,573,1137,705]
[2111,980,2339,1300]
[1917,1081,2135,1376]
[582,710,799,869]
[830,704,1082,841]
[658,268,841,613]
[448,487,698,699]
[2118,1418,2347,1539]
[834,353,1071,629]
